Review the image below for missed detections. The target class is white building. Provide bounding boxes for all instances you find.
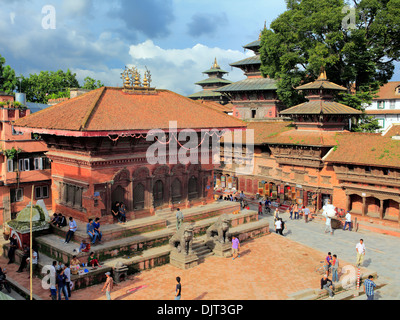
[364,81,400,132]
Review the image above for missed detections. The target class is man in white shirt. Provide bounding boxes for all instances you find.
[275,219,283,235]
[343,211,352,231]
[356,239,366,267]
[324,216,333,235]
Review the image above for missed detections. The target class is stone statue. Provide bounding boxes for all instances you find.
[169,222,194,256]
[206,214,231,244]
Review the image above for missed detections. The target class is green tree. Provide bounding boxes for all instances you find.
[0,54,18,94]
[20,69,80,104]
[82,76,104,90]
[260,0,400,132]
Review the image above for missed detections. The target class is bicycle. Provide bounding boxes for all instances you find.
[315,260,331,275]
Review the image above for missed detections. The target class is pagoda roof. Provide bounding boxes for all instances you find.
[280,101,362,116]
[243,40,261,50]
[202,57,229,74]
[230,55,261,67]
[215,77,277,93]
[202,67,229,74]
[187,90,224,99]
[296,69,347,91]
[13,87,245,137]
[195,78,233,86]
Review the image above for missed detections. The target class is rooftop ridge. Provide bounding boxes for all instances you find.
[80,86,107,131]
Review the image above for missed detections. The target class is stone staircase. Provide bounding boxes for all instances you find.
[192,238,214,260]
[2,201,270,293]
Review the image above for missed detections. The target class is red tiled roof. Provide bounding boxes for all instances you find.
[324,131,400,168]
[383,123,400,138]
[14,87,246,135]
[221,121,294,145]
[374,81,400,100]
[199,100,233,113]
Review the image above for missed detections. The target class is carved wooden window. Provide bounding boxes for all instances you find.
[61,183,83,209]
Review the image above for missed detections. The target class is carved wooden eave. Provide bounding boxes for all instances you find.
[342,183,400,201]
[269,145,324,168]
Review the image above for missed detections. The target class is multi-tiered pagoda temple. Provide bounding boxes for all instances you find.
[187,58,232,105]
[216,32,284,120]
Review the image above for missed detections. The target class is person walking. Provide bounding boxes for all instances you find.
[65,217,77,243]
[176,208,184,230]
[343,211,352,231]
[175,276,182,300]
[258,202,263,215]
[331,254,339,283]
[273,208,280,223]
[275,218,283,235]
[101,272,113,300]
[363,275,377,300]
[303,207,310,223]
[289,204,293,220]
[293,203,299,220]
[64,263,71,298]
[231,235,240,260]
[356,239,366,267]
[56,269,69,300]
[49,261,57,300]
[324,215,333,235]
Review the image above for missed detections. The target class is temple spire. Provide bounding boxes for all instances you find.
[317,66,327,81]
[212,57,220,69]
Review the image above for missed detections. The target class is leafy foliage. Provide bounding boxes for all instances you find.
[0,54,18,94]
[19,69,79,104]
[260,0,400,132]
[82,76,104,90]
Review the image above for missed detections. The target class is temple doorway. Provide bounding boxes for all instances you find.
[112,185,126,206]
[153,180,164,208]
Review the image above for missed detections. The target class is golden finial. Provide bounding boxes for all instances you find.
[318,66,327,80]
[212,57,220,69]
[143,73,148,88]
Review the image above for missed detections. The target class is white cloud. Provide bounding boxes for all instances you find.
[127,40,253,95]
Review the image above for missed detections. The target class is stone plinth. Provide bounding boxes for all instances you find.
[207,240,232,258]
[169,250,199,269]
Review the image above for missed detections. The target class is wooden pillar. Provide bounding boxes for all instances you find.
[398,202,400,225]
[346,194,351,212]
[362,196,367,217]
[379,199,384,220]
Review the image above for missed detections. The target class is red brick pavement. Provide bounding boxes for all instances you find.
[0,233,351,300]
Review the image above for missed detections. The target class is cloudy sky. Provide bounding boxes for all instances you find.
[0,0,399,97]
